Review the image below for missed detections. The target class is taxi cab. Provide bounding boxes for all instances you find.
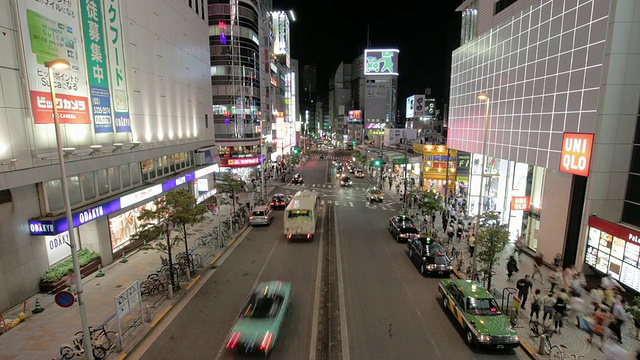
[438,279,519,349]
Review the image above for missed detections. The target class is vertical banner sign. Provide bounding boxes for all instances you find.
[80,0,113,133]
[104,0,132,132]
[559,133,594,177]
[17,0,91,125]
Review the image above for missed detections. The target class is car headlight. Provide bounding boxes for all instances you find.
[427,264,436,270]
[447,265,453,270]
[510,335,519,342]
[477,334,492,343]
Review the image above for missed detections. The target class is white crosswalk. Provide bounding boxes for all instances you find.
[319,199,397,211]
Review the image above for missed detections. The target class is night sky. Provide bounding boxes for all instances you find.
[272,1,462,110]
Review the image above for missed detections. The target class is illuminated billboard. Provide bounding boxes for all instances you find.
[271,11,290,55]
[559,133,594,177]
[364,49,399,76]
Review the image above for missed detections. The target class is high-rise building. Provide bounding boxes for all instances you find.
[302,64,317,134]
[208,2,298,166]
[448,0,640,288]
[0,0,213,308]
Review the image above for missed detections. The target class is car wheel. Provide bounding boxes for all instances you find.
[395,234,400,243]
[465,328,474,345]
[409,248,414,258]
[443,296,448,308]
[420,263,426,275]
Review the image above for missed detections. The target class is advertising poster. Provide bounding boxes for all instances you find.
[104,0,132,133]
[80,0,113,133]
[17,0,91,125]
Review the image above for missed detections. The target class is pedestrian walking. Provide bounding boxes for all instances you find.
[588,307,611,350]
[468,232,476,258]
[532,252,544,282]
[507,255,518,281]
[610,298,629,344]
[389,179,393,190]
[553,295,568,334]
[516,275,533,310]
[562,264,577,290]
[542,292,556,323]
[530,288,543,322]
[548,266,562,293]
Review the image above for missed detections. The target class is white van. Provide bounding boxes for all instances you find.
[284,190,320,240]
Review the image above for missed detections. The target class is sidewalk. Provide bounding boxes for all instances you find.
[0,188,274,360]
[450,236,640,359]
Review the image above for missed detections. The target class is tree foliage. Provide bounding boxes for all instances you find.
[214,172,246,207]
[415,190,444,217]
[474,211,510,290]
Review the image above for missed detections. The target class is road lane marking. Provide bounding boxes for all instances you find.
[309,202,325,360]
[334,205,351,360]
[150,306,172,328]
[186,275,201,289]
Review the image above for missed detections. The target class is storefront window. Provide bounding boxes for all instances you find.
[109,167,120,191]
[96,169,109,196]
[522,165,545,251]
[120,165,131,188]
[130,163,141,184]
[44,179,63,212]
[68,175,82,205]
[81,172,96,200]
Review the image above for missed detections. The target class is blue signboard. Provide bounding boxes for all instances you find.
[29,168,205,236]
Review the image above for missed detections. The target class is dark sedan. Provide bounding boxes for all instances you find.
[407,237,453,276]
[340,176,352,187]
[270,193,289,209]
[388,215,420,242]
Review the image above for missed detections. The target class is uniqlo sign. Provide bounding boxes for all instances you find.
[511,196,530,211]
[559,133,594,177]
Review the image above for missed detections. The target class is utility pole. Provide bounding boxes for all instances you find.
[445,147,450,227]
[403,142,408,211]
[379,132,384,188]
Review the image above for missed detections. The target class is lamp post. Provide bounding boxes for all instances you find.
[402,142,408,212]
[45,59,94,360]
[472,93,491,275]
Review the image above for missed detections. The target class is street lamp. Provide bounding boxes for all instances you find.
[45,59,95,360]
[472,92,491,276]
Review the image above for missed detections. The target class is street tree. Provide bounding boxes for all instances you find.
[474,211,510,291]
[214,172,246,229]
[131,188,207,290]
[414,190,445,235]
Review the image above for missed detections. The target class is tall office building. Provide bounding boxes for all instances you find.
[209,2,298,167]
[0,0,213,308]
[302,64,317,135]
[449,0,640,290]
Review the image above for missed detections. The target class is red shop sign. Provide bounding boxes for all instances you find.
[588,216,640,245]
[510,196,530,211]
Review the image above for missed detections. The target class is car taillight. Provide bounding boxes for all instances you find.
[264,216,268,219]
[226,332,241,349]
[259,332,273,351]
[307,234,312,239]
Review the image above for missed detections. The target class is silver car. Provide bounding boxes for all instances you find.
[249,205,274,226]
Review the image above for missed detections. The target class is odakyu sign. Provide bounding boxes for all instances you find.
[29,165,216,235]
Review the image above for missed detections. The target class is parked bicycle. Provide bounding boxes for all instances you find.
[549,344,584,360]
[60,324,116,359]
[528,319,553,355]
[140,270,169,300]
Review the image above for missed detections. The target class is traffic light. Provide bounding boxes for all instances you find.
[352,141,356,146]
[293,147,299,155]
[373,158,382,167]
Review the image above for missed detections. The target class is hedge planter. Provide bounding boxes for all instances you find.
[39,258,102,293]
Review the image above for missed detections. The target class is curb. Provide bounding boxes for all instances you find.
[450,268,541,360]
[116,224,251,359]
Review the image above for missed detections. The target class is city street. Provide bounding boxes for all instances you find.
[127,152,523,360]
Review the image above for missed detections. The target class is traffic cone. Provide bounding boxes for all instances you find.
[95,265,104,277]
[32,297,45,314]
[120,252,128,263]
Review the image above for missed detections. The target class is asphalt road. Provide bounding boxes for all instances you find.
[129,152,524,360]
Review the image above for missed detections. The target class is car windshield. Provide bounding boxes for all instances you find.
[467,298,502,316]
[241,294,280,319]
[428,243,445,254]
[342,177,350,181]
[272,195,284,201]
[369,189,381,195]
[252,211,265,216]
